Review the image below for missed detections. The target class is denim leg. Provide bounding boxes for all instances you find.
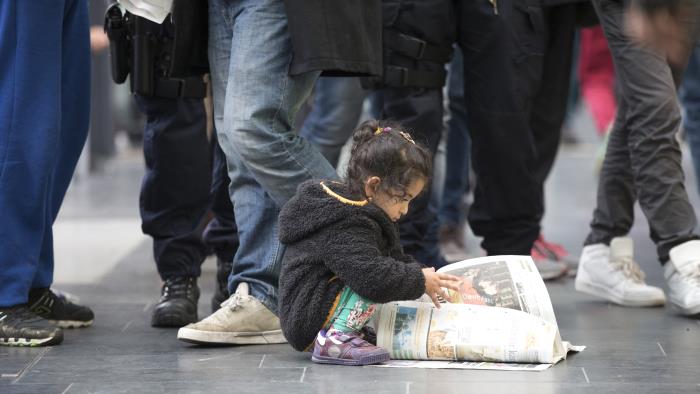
[208,0,337,313]
[0,0,90,306]
[135,95,211,280]
[439,47,471,227]
[299,77,365,168]
[681,45,700,197]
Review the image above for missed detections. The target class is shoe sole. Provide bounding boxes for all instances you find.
[51,319,93,329]
[151,312,197,328]
[0,335,63,347]
[575,279,666,307]
[311,353,390,366]
[539,267,569,281]
[177,327,287,345]
[668,300,700,317]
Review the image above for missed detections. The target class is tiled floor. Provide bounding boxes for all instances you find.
[2,143,700,394]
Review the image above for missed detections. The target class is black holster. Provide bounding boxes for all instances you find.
[104,1,208,99]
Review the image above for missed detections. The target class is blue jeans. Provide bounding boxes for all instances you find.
[0,0,90,306]
[300,77,366,167]
[439,47,471,227]
[208,0,338,313]
[681,45,700,197]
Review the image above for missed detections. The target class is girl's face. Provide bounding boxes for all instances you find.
[365,177,426,222]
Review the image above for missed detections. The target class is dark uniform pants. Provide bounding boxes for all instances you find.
[135,95,237,280]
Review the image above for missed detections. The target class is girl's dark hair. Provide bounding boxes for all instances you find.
[345,120,432,199]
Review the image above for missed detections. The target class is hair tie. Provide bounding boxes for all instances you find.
[374,126,392,135]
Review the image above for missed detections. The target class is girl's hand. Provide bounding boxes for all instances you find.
[422,268,462,308]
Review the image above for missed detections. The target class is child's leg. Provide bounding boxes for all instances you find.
[312,287,388,366]
[326,287,377,334]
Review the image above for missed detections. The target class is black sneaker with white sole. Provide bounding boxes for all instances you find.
[0,305,64,347]
[28,288,94,328]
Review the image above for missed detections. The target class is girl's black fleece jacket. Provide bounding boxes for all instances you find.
[278,180,426,351]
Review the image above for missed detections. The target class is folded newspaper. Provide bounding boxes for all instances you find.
[374,255,584,371]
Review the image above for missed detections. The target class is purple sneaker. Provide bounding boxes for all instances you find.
[311,330,390,366]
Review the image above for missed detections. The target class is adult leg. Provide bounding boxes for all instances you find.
[136,95,212,280]
[135,95,211,327]
[204,134,238,311]
[529,5,580,270]
[178,0,336,345]
[0,0,89,306]
[380,0,456,268]
[458,0,544,256]
[0,0,92,345]
[300,77,366,168]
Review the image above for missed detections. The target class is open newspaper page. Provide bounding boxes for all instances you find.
[374,255,584,371]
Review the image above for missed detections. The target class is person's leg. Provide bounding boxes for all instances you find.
[0,0,90,305]
[134,95,211,327]
[178,0,336,345]
[204,134,238,311]
[680,45,700,197]
[585,97,636,246]
[380,0,456,268]
[529,5,580,269]
[299,77,366,168]
[458,0,544,257]
[136,95,212,280]
[0,0,91,345]
[217,0,337,307]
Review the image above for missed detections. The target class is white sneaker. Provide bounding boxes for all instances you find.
[666,240,700,316]
[177,283,287,345]
[575,237,666,307]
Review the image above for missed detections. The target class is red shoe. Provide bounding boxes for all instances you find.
[534,234,579,275]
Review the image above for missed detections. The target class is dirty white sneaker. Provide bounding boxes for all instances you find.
[666,240,700,316]
[177,283,287,345]
[575,237,666,307]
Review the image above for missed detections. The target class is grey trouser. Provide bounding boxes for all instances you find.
[585,0,698,263]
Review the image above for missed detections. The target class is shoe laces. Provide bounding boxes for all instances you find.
[611,256,646,283]
[221,292,245,311]
[162,277,197,299]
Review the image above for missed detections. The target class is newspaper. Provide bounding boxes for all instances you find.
[374,255,584,371]
[119,0,172,23]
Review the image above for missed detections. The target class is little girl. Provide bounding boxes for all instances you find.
[278,120,462,366]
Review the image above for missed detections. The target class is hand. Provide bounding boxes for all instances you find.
[422,268,462,309]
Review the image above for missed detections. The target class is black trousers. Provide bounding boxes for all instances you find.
[380,0,577,259]
[380,0,456,267]
[135,94,238,280]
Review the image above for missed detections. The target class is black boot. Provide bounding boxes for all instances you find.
[0,305,63,347]
[28,288,94,329]
[211,258,232,312]
[151,277,200,328]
